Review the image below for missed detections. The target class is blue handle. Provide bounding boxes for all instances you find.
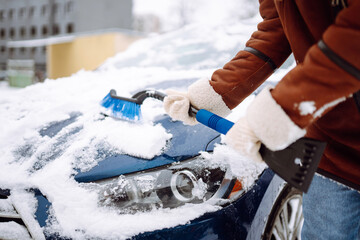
[195,109,234,135]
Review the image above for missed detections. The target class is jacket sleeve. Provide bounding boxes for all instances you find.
[209,0,292,109]
[271,0,360,128]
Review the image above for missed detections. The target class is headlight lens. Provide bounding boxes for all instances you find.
[93,157,244,214]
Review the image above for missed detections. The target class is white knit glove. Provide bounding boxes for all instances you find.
[164,89,197,125]
[164,78,231,125]
[225,117,263,162]
[225,86,306,162]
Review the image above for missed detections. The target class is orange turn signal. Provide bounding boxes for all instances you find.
[228,179,243,199]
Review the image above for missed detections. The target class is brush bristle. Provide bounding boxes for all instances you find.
[100,93,142,121]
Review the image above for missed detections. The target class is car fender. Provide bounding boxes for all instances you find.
[246,174,287,240]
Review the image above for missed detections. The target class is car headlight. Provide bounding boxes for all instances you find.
[93,157,244,214]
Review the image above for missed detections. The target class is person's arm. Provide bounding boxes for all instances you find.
[271,0,360,128]
[163,0,291,125]
[210,0,292,109]
[225,0,360,160]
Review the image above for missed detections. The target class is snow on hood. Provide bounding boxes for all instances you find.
[0,68,174,183]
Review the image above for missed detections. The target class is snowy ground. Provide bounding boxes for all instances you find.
[0,15,294,239]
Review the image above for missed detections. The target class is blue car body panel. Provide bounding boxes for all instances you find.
[34,190,52,228]
[75,115,220,182]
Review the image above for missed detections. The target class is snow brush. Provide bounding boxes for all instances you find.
[100,89,326,192]
[100,89,166,121]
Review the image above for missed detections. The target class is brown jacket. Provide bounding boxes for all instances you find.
[210,0,360,187]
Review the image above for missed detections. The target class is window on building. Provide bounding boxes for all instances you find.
[9,28,15,38]
[52,24,60,35]
[0,46,6,54]
[42,25,48,36]
[19,7,26,18]
[42,46,46,55]
[31,26,37,37]
[0,29,5,39]
[8,9,14,19]
[66,23,74,33]
[20,27,26,38]
[52,4,58,14]
[9,48,15,58]
[29,7,35,18]
[66,1,74,13]
[0,11,4,21]
[42,5,47,16]
[20,47,26,55]
[31,47,36,56]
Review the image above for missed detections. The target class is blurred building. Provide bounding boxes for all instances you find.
[133,14,161,33]
[0,0,139,86]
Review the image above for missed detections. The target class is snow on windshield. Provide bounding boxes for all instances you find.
[0,17,292,239]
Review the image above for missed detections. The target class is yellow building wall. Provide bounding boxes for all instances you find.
[47,33,140,79]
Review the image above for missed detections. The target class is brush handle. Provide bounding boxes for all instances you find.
[131,90,167,104]
[109,89,167,104]
[195,109,271,157]
[195,109,234,134]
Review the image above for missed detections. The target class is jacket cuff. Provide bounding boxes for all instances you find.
[188,78,231,117]
[246,86,306,151]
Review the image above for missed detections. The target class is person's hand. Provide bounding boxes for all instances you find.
[225,117,263,162]
[163,89,197,125]
[164,78,231,125]
[224,86,306,162]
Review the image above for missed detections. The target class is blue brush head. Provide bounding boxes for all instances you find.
[100,92,142,121]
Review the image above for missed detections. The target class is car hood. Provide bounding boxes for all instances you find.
[61,114,221,182]
[75,115,221,182]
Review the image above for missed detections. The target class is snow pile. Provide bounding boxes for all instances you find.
[100,17,260,72]
[0,222,32,240]
[10,190,46,240]
[201,144,267,190]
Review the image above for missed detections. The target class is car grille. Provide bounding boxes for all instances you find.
[0,190,33,239]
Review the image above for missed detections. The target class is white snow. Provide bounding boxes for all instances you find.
[0,221,32,240]
[0,199,16,214]
[201,145,267,190]
[133,0,259,32]
[298,101,316,116]
[297,97,347,118]
[10,190,46,240]
[313,97,346,118]
[0,10,295,240]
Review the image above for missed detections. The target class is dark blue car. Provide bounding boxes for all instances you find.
[0,111,303,240]
[0,17,301,239]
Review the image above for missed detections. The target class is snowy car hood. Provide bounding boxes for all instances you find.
[34,112,221,182]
